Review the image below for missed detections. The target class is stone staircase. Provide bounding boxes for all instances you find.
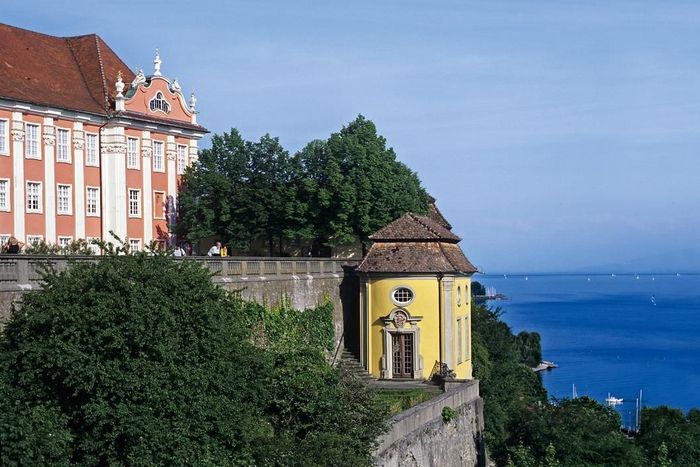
[338,348,375,382]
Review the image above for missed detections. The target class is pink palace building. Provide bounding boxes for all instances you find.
[0,23,208,251]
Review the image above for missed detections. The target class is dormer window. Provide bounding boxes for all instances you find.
[149,92,170,114]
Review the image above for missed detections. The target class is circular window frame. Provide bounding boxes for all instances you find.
[390,286,415,306]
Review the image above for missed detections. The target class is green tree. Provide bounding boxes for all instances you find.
[637,406,700,466]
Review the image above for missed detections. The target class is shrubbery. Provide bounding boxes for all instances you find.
[0,249,385,465]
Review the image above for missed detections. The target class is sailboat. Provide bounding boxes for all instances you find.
[606,393,623,406]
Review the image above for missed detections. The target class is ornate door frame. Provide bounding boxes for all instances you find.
[380,308,423,380]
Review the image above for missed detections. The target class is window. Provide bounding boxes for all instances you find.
[149,92,170,114]
[58,237,72,250]
[57,184,72,215]
[0,235,9,247]
[25,123,40,158]
[465,317,471,361]
[456,286,462,307]
[0,119,7,155]
[391,287,414,306]
[153,191,165,219]
[128,189,141,217]
[129,239,141,253]
[26,235,43,245]
[85,133,98,166]
[0,179,9,211]
[177,144,187,174]
[56,128,71,162]
[86,187,100,216]
[457,317,463,364]
[127,137,140,169]
[26,181,42,213]
[153,141,164,172]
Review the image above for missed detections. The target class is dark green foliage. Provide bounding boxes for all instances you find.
[374,389,435,416]
[471,281,486,296]
[515,331,543,368]
[178,116,429,254]
[441,406,457,423]
[636,406,700,466]
[0,252,385,465]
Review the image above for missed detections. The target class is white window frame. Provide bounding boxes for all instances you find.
[86,186,100,217]
[56,127,71,163]
[152,141,164,172]
[149,92,170,114]
[0,178,9,211]
[26,235,43,245]
[127,137,140,169]
[0,234,10,247]
[128,188,141,218]
[58,236,73,250]
[153,190,166,219]
[25,123,41,159]
[0,119,8,155]
[129,238,142,253]
[85,133,99,167]
[56,183,73,215]
[26,180,43,214]
[176,144,187,174]
[457,317,463,364]
[391,286,415,306]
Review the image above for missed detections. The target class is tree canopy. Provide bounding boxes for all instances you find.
[177,116,429,255]
[0,250,385,465]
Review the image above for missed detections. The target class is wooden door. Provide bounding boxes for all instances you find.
[392,333,414,378]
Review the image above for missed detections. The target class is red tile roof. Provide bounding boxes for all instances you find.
[369,213,461,242]
[358,212,477,274]
[0,23,134,115]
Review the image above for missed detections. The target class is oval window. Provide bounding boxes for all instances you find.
[392,287,414,305]
[457,286,462,306]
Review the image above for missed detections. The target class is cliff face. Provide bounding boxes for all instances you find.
[374,381,485,467]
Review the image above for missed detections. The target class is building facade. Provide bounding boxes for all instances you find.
[0,23,207,251]
[356,212,477,380]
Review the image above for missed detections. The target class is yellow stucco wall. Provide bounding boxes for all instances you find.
[364,274,472,380]
[451,277,472,379]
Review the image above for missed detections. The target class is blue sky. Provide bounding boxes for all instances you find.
[5,1,700,272]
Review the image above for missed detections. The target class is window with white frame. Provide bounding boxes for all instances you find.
[26,181,42,213]
[177,144,187,174]
[85,133,98,166]
[149,92,170,114]
[457,317,463,364]
[86,187,100,216]
[26,235,43,245]
[129,239,142,253]
[0,119,8,154]
[25,123,40,158]
[0,235,9,247]
[57,184,72,215]
[58,236,72,250]
[128,189,141,217]
[56,128,71,162]
[153,141,164,172]
[127,137,140,169]
[0,179,9,211]
[391,287,414,306]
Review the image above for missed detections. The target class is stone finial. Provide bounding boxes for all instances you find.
[154,48,162,76]
[189,91,197,112]
[132,68,146,86]
[171,78,181,93]
[115,71,125,97]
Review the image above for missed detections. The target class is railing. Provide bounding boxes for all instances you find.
[0,255,359,289]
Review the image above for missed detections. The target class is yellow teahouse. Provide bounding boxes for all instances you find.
[356,212,477,380]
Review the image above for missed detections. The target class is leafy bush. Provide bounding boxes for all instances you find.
[442,406,457,423]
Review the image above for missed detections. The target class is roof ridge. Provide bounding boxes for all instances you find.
[438,242,459,271]
[65,36,105,114]
[409,213,441,238]
[92,34,111,112]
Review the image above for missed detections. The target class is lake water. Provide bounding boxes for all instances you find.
[479,273,700,422]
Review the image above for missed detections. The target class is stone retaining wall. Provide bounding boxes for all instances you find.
[374,380,485,467]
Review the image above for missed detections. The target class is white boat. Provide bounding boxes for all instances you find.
[606,393,623,406]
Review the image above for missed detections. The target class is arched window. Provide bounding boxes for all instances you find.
[149,92,170,114]
[391,287,414,306]
[457,286,462,306]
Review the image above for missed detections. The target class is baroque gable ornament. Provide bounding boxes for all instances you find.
[132,68,146,87]
[393,311,407,328]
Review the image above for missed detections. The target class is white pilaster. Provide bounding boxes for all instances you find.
[142,131,153,246]
[100,126,127,243]
[73,123,85,239]
[166,136,176,245]
[188,138,198,165]
[442,277,455,370]
[43,117,56,243]
[11,112,25,241]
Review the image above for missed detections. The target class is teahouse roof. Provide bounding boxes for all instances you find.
[358,212,477,274]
